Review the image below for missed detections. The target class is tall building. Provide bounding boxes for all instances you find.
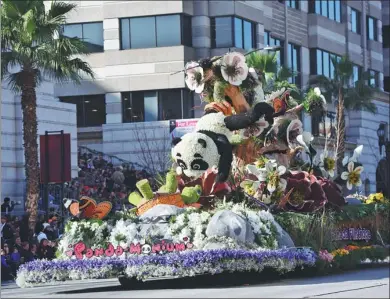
[1,0,389,208]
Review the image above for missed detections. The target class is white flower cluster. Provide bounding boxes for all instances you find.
[109,219,138,248]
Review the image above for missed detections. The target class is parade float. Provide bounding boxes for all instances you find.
[16,48,389,288]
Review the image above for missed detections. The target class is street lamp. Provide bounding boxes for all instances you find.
[377,123,386,155]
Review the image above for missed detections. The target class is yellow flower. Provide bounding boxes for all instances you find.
[331,249,350,257]
[366,192,385,204]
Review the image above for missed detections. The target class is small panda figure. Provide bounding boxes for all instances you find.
[172,102,274,182]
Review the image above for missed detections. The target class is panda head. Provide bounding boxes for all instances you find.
[172,132,220,180]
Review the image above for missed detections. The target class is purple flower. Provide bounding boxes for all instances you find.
[17,248,317,287]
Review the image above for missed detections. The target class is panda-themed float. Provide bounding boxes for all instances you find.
[16,48,389,289]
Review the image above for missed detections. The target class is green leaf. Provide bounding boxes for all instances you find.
[22,9,36,34]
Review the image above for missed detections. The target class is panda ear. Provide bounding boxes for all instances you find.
[172,137,182,146]
[198,138,207,148]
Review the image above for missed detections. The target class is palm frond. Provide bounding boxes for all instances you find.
[246,52,278,74]
[47,1,77,25]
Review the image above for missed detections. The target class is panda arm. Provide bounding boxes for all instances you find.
[224,102,275,131]
[214,134,233,182]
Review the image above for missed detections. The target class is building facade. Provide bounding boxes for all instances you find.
[1,0,389,207]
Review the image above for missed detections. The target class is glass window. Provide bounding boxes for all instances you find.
[182,15,192,47]
[323,51,330,77]
[367,17,377,41]
[130,17,156,49]
[328,0,335,20]
[316,49,323,75]
[288,43,300,85]
[243,20,253,50]
[121,14,191,50]
[315,0,321,14]
[182,89,194,119]
[120,19,130,49]
[369,70,379,87]
[334,0,341,22]
[352,65,361,85]
[321,0,328,17]
[214,17,232,48]
[82,23,104,52]
[287,0,299,9]
[122,92,145,123]
[384,76,390,93]
[156,15,181,47]
[350,9,361,34]
[63,24,82,39]
[234,17,243,49]
[60,95,106,127]
[63,22,103,53]
[158,89,182,120]
[264,31,269,46]
[330,54,335,79]
[213,16,254,50]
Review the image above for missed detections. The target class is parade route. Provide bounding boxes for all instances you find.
[2,267,389,298]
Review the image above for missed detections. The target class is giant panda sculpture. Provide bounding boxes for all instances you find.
[172,102,274,182]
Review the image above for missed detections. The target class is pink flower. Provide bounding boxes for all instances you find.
[319,250,334,263]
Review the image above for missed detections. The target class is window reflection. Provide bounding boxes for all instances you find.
[62,22,103,53]
[288,43,301,86]
[310,0,341,22]
[120,14,191,50]
[213,16,255,50]
[313,49,341,78]
[60,95,106,127]
[122,89,194,123]
[367,16,377,41]
[264,31,284,67]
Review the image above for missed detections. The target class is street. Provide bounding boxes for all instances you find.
[1,267,389,298]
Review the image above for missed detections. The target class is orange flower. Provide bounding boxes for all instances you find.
[345,245,360,251]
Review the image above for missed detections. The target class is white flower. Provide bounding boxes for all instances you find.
[313,87,327,106]
[342,145,363,166]
[286,119,303,148]
[318,150,336,177]
[341,161,364,190]
[185,61,204,93]
[296,132,314,153]
[220,52,249,86]
[240,180,261,197]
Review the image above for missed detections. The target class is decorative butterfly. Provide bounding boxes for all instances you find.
[63,196,112,220]
[273,90,290,117]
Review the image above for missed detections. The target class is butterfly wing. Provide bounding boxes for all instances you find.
[69,202,80,217]
[90,201,112,220]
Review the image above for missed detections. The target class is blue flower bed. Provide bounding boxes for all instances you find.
[16,248,317,288]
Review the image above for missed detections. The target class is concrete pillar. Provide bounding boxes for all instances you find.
[361,1,368,71]
[379,72,384,91]
[103,18,120,51]
[377,19,383,43]
[301,46,311,132]
[283,3,289,67]
[105,93,122,123]
[192,0,211,59]
[257,23,265,49]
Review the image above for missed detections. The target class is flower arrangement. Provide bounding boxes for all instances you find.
[365,193,386,204]
[16,247,317,288]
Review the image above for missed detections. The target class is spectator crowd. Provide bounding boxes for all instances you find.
[1,212,59,281]
[1,149,158,282]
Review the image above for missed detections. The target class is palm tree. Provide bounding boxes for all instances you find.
[307,55,377,172]
[1,0,94,230]
[246,51,302,101]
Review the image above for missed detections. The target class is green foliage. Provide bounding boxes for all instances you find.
[307,55,376,113]
[333,247,389,270]
[1,0,94,90]
[275,211,340,252]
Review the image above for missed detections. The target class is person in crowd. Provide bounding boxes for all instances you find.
[111,166,125,187]
[37,238,55,260]
[19,214,30,242]
[35,222,48,244]
[20,241,34,263]
[1,215,14,243]
[14,236,22,251]
[1,197,16,215]
[30,244,38,260]
[10,247,21,275]
[1,248,13,281]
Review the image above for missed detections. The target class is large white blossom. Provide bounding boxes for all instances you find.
[220,52,249,85]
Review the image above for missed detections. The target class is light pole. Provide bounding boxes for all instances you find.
[376,123,389,197]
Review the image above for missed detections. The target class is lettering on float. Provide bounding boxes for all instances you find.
[65,237,193,259]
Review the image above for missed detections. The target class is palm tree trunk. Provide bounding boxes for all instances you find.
[21,70,40,232]
[336,87,345,174]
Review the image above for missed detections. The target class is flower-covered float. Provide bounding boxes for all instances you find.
[16,48,389,288]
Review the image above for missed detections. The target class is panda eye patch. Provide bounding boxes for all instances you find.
[194,153,203,158]
[176,153,182,157]
[176,159,187,169]
[191,159,209,171]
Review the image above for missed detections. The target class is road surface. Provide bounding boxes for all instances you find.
[1,267,389,298]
